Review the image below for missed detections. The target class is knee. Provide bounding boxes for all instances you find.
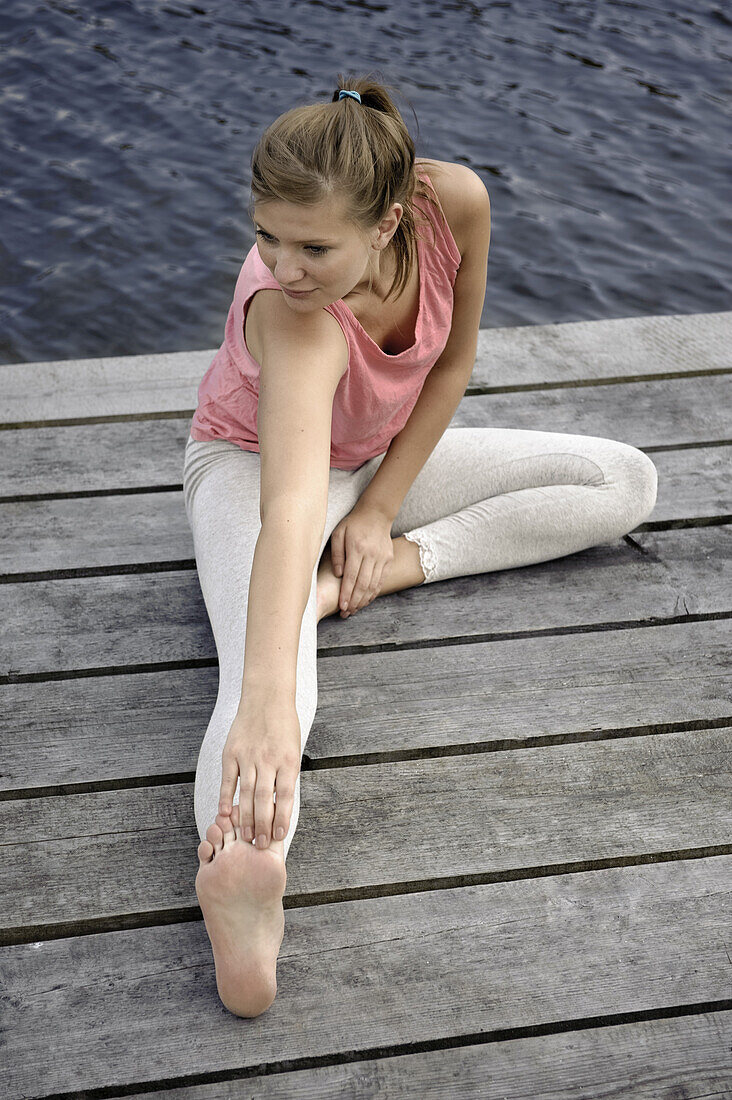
[612,444,658,530]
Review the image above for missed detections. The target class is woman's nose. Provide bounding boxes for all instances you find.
[274,256,304,282]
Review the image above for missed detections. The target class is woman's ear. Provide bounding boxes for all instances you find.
[371,204,402,252]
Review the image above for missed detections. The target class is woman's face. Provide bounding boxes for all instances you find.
[252,192,401,308]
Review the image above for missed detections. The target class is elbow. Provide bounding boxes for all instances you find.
[260,496,327,551]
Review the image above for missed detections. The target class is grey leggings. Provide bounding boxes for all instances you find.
[182,426,658,860]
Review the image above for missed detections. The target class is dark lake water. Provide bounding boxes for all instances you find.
[1,0,730,365]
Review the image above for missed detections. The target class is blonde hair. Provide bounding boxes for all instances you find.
[248,71,444,303]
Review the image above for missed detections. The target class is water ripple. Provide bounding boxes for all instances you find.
[0,0,730,361]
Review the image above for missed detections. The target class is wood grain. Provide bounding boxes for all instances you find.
[122,1010,732,1100]
[1,618,728,793]
[2,375,730,497]
[1,857,729,1097]
[1,728,730,933]
[2,444,729,577]
[2,526,729,678]
[2,311,729,424]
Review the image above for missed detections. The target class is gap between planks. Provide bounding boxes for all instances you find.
[2,610,731,685]
[1,511,729,585]
[2,367,731,432]
[2,846,731,948]
[3,714,731,804]
[45,1007,730,1100]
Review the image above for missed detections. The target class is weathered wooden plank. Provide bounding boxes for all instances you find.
[2,526,729,679]
[1,857,729,1096]
[0,491,193,575]
[2,444,729,577]
[1,729,730,933]
[2,375,730,497]
[2,312,729,424]
[122,1011,732,1100]
[631,525,731,611]
[451,375,731,445]
[0,348,214,424]
[645,443,732,522]
[319,525,731,650]
[2,618,727,792]
[313,617,732,761]
[468,309,732,390]
[1,418,191,496]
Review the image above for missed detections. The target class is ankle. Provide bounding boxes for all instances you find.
[384,535,427,593]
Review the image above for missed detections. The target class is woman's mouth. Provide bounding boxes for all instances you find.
[282,287,313,298]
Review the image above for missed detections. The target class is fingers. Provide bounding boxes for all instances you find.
[218,749,240,816]
[340,558,378,615]
[338,555,365,611]
[253,766,277,848]
[235,761,297,848]
[234,762,257,841]
[330,530,345,578]
[272,765,298,843]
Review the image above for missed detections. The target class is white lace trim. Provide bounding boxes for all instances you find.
[403,529,438,584]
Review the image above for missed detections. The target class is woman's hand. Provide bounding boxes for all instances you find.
[329,503,395,617]
[219,694,301,848]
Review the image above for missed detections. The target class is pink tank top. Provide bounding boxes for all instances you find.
[189,171,461,470]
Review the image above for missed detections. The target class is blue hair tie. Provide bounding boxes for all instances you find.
[338,89,361,103]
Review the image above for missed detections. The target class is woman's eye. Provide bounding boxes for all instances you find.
[255,230,327,256]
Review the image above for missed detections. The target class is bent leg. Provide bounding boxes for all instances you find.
[381,427,658,583]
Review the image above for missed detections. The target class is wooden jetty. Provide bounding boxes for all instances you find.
[1,310,730,1097]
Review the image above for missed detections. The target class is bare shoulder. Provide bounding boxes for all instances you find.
[245,288,348,374]
[415,158,491,259]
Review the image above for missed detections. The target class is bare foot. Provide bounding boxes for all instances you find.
[195,804,287,1017]
[316,545,344,622]
[316,535,426,622]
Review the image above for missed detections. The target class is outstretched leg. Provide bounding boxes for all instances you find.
[182,435,383,1015]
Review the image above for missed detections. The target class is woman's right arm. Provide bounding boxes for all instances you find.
[217,291,348,849]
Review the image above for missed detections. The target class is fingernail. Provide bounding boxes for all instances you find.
[244,826,254,841]
[275,826,285,840]
[257,834,267,848]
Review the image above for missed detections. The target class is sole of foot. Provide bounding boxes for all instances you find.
[195,803,287,1017]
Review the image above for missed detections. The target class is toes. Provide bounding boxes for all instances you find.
[216,811,236,842]
[197,839,214,864]
[206,823,224,852]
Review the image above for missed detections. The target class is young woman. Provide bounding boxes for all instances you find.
[183,76,658,1018]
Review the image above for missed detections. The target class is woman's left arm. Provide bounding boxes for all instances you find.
[332,170,492,615]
